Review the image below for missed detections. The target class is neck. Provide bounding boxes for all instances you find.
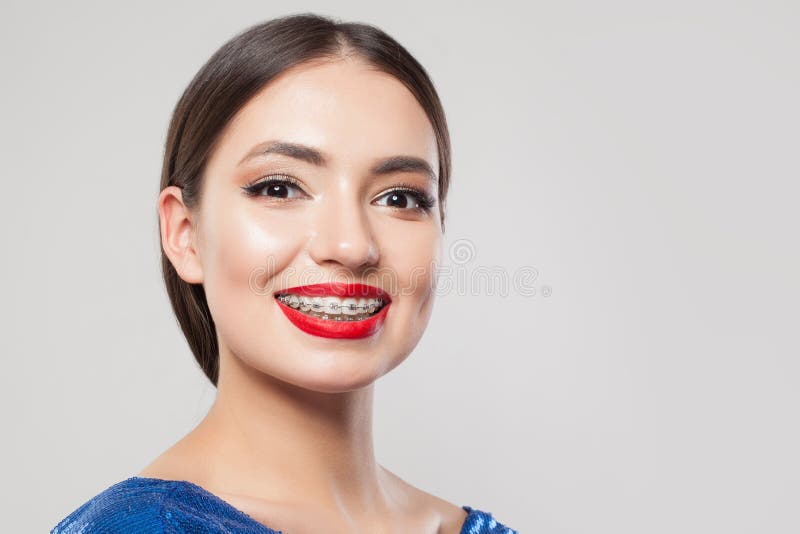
[185,347,392,515]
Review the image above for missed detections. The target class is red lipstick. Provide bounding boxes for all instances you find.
[274,282,391,339]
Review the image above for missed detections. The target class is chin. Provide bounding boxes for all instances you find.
[276,368,383,394]
[246,348,402,394]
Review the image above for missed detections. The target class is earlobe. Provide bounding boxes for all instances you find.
[158,186,204,284]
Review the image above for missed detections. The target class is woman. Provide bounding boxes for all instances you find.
[52,13,516,534]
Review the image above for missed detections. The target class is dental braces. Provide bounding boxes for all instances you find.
[277,295,383,313]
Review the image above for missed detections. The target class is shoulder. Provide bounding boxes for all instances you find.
[459,505,519,534]
[382,470,517,534]
[377,466,519,534]
[51,477,173,533]
[377,466,464,533]
[52,476,282,534]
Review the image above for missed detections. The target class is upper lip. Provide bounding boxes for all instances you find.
[274,282,391,303]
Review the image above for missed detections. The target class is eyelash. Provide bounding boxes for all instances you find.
[241,174,306,202]
[240,175,437,214]
[381,181,437,214]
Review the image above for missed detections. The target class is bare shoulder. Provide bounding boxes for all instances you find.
[434,501,470,534]
[379,465,469,534]
[137,437,207,482]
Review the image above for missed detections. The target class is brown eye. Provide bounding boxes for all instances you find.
[384,192,411,208]
[241,175,307,200]
[261,182,299,198]
[373,187,435,214]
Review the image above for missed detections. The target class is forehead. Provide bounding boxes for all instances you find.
[212,58,439,173]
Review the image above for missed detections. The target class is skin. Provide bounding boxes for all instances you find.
[148,56,466,533]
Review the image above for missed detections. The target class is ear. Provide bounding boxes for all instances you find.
[158,186,204,284]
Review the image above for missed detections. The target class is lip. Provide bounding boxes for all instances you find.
[276,282,391,302]
[273,282,392,339]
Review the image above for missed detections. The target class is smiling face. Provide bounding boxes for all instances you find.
[176,57,443,393]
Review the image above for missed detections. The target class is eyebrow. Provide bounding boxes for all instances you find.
[237,140,438,183]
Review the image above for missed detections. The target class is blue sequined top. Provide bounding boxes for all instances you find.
[52,476,518,533]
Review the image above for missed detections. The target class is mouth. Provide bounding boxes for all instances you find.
[273,282,392,339]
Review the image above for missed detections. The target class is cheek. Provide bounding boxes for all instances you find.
[382,223,442,299]
[377,221,442,332]
[370,223,441,376]
[201,204,304,339]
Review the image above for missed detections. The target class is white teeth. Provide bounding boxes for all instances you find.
[341,298,358,316]
[276,293,385,319]
[322,297,341,315]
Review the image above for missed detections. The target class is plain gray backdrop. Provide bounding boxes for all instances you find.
[2,1,798,532]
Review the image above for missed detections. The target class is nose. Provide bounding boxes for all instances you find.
[307,189,380,272]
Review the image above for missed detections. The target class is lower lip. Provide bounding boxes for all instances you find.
[275,297,390,339]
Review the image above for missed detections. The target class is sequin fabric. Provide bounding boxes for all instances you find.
[51,476,518,533]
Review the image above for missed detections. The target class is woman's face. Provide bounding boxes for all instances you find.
[178,58,442,393]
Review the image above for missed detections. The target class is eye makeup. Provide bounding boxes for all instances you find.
[240,174,437,214]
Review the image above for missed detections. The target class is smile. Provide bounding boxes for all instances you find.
[275,294,387,320]
[274,282,392,339]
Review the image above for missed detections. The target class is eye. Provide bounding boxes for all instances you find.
[241,174,307,200]
[373,185,436,214]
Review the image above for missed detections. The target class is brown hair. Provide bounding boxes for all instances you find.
[159,13,451,386]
